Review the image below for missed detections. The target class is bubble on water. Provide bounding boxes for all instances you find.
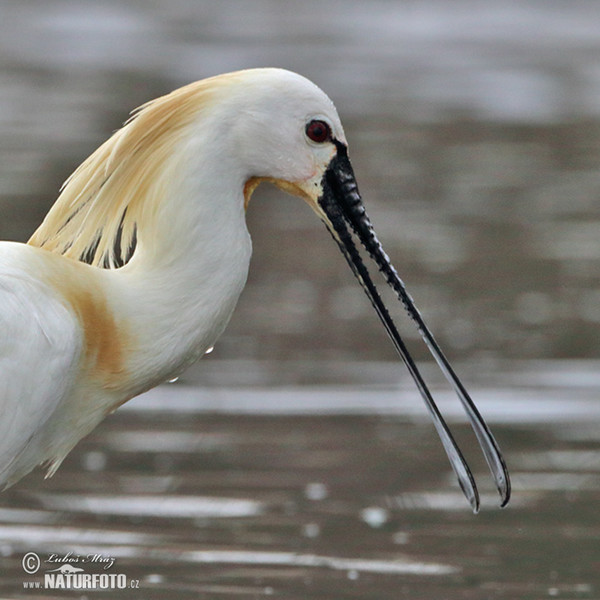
[304,482,328,501]
[81,451,107,472]
[302,523,321,538]
[360,506,389,528]
[392,530,410,545]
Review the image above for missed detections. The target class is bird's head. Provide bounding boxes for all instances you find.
[224,68,510,513]
[213,68,344,212]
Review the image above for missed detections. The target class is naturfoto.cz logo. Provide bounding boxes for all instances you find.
[21,551,140,591]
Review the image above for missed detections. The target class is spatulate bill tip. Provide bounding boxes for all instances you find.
[492,459,511,507]
[457,473,480,514]
[499,488,511,508]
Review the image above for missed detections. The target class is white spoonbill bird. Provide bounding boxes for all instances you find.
[0,68,509,511]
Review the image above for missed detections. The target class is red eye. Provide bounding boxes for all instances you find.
[306,119,331,143]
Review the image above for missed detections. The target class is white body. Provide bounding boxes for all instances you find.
[0,68,346,487]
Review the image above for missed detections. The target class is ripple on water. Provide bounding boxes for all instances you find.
[392,491,531,511]
[122,381,600,423]
[104,430,233,453]
[0,524,157,547]
[516,450,600,471]
[161,549,459,576]
[34,494,264,519]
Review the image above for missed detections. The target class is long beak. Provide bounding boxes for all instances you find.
[317,142,510,513]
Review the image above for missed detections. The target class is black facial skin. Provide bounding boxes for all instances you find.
[317,141,510,513]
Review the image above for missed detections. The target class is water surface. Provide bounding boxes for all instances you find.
[1,361,599,598]
[0,1,599,597]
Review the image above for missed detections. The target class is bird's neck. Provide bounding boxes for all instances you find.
[109,154,253,394]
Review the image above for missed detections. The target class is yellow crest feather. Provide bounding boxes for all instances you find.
[28,76,228,267]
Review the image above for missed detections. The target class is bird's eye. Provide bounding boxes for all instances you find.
[305,120,331,143]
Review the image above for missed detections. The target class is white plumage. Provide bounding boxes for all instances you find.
[0,244,80,485]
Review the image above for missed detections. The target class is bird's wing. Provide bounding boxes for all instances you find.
[0,272,81,488]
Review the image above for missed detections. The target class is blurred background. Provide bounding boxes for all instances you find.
[1,3,600,598]
[2,0,600,382]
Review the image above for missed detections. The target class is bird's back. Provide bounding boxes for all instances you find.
[0,242,82,488]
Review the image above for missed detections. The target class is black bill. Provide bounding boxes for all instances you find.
[318,142,510,513]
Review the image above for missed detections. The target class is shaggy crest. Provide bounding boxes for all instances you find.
[28,73,241,268]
